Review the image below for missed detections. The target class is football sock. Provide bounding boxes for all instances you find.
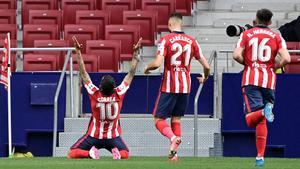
[256,119,268,158]
[171,122,181,137]
[155,119,176,141]
[68,148,89,158]
[119,150,129,159]
[245,109,264,128]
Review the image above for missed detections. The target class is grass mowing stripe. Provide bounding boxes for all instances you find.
[0,157,299,169]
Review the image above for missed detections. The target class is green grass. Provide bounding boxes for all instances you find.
[0,157,299,169]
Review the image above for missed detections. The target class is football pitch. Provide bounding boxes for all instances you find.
[0,157,299,169]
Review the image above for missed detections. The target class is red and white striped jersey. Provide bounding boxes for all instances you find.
[157,31,204,93]
[236,26,287,90]
[84,80,129,139]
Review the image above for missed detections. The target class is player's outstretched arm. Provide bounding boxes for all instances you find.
[123,38,143,86]
[72,36,91,84]
[276,48,291,69]
[233,47,245,65]
[197,57,211,83]
[144,55,164,74]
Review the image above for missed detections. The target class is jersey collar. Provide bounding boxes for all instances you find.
[254,24,269,29]
[171,31,185,34]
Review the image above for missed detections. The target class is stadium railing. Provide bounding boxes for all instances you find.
[0,47,76,156]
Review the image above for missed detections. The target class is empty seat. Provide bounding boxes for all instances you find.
[22,0,57,24]
[102,0,135,24]
[0,24,16,40]
[86,40,120,72]
[0,9,16,24]
[175,0,192,16]
[105,25,140,61]
[23,24,59,47]
[64,24,98,53]
[76,10,110,40]
[142,0,175,32]
[34,40,69,69]
[123,11,157,46]
[29,10,62,32]
[67,54,98,72]
[0,39,17,71]
[61,0,96,25]
[0,0,16,9]
[23,54,58,71]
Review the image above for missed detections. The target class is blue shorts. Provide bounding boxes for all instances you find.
[242,85,275,114]
[70,135,129,152]
[153,92,189,119]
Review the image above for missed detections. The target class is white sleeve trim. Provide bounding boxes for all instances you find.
[116,81,129,95]
[84,81,99,95]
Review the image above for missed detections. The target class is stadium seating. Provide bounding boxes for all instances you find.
[29,10,62,32]
[34,40,69,69]
[0,9,16,24]
[67,54,98,72]
[0,24,16,40]
[22,0,57,24]
[23,24,59,47]
[0,39,17,71]
[105,25,140,61]
[61,0,96,25]
[284,42,300,73]
[86,40,120,72]
[123,11,157,46]
[76,10,110,40]
[0,0,15,9]
[64,24,99,53]
[102,0,135,24]
[23,53,58,71]
[175,0,192,16]
[141,0,175,32]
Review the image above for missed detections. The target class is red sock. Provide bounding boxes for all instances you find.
[171,122,181,137]
[68,148,89,158]
[256,119,268,158]
[155,120,176,141]
[119,150,129,159]
[245,109,264,128]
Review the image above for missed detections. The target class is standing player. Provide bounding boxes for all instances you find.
[144,13,210,160]
[68,36,142,160]
[233,9,291,167]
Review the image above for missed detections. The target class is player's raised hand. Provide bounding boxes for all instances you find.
[133,37,142,51]
[133,37,142,61]
[72,36,83,52]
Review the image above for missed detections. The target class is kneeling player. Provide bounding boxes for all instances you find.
[68,37,142,159]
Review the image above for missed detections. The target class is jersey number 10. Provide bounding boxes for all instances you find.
[97,102,119,120]
[171,43,191,66]
[249,37,271,62]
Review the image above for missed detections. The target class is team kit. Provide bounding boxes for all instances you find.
[67,9,291,167]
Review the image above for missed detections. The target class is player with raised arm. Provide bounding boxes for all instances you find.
[68,36,142,160]
[233,9,291,167]
[144,13,210,161]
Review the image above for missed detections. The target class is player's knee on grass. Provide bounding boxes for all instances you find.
[120,150,129,159]
[68,148,89,159]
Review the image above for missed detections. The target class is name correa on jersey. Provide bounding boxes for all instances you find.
[157,32,204,93]
[237,27,287,90]
[84,80,129,139]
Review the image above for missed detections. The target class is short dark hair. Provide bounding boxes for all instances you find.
[169,12,182,20]
[99,75,116,96]
[256,9,273,25]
